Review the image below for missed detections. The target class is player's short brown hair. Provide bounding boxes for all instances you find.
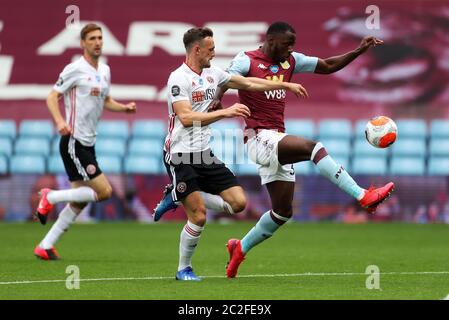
[80,23,102,40]
[183,27,213,51]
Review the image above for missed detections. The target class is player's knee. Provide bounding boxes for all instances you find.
[96,185,112,201]
[70,202,87,212]
[191,205,207,226]
[230,198,246,214]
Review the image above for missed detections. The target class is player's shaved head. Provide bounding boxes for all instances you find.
[183,27,214,51]
[266,22,296,36]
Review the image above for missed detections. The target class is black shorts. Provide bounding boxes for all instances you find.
[164,149,240,201]
[60,135,102,182]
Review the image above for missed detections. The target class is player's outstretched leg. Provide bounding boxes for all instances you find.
[34,186,97,225]
[153,184,179,221]
[153,185,235,222]
[309,142,395,213]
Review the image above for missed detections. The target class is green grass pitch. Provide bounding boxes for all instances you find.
[1,222,449,299]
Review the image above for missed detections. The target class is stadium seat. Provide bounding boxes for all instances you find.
[124,156,162,174]
[0,155,7,174]
[236,163,259,176]
[293,161,314,175]
[14,137,50,156]
[97,120,129,140]
[285,119,315,140]
[128,138,164,159]
[97,155,122,174]
[95,138,126,157]
[430,119,449,139]
[131,120,166,140]
[19,120,54,139]
[396,119,427,139]
[354,119,369,141]
[391,138,426,157]
[209,119,241,132]
[319,139,351,157]
[47,154,66,174]
[51,137,60,155]
[352,156,387,175]
[429,139,449,157]
[0,120,16,140]
[0,138,13,157]
[390,157,425,175]
[390,156,426,176]
[353,139,389,158]
[428,157,449,176]
[318,119,352,140]
[210,135,236,164]
[10,155,46,174]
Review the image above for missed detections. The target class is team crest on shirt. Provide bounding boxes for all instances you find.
[280,61,291,69]
[177,182,187,193]
[207,76,214,84]
[269,65,279,73]
[86,164,96,175]
[56,77,64,86]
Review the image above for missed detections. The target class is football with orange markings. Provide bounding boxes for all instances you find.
[365,116,398,148]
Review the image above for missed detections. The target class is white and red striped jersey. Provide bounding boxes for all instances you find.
[164,63,231,154]
[53,56,110,146]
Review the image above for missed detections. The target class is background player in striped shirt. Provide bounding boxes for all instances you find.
[33,23,137,260]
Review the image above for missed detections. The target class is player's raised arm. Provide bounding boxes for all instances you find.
[174,100,250,127]
[315,36,383,74]
[224,74,308,98]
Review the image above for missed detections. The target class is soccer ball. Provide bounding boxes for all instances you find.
[365,116,398,148]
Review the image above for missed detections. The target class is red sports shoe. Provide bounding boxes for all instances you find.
[226,239,245,278]
[34,245,59,260]
[34,188,54,225]
[359,182,395,214]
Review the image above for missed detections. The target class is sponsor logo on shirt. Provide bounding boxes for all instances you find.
[191,88,215,103]
[207,76,214,84]
[269,65,279,73]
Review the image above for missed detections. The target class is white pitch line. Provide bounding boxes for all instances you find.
[1,271,449,286]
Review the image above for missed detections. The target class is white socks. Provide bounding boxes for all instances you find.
[200,192,234,214]
[40,204,78,249]
[178,220,204,271]
[47,187,97,204]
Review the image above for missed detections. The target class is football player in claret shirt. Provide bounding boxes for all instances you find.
[210,21,394,278]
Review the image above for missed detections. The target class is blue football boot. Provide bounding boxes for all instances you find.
[175,266,201,281]
[153,184,178,221]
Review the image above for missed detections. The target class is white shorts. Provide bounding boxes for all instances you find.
[247,129,295,185]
